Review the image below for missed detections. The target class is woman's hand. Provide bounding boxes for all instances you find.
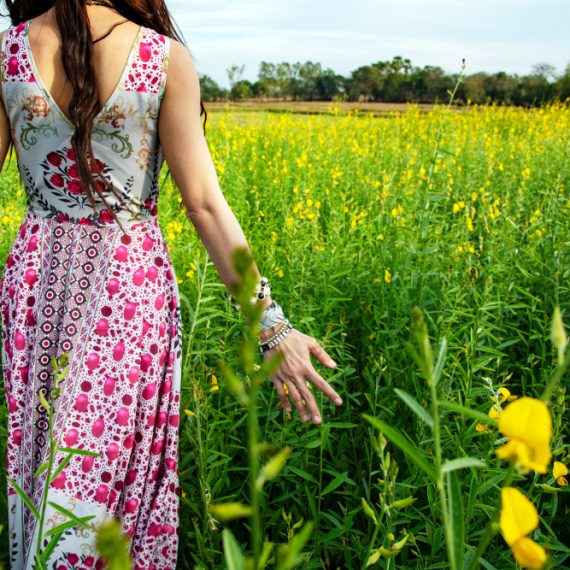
[262,328,342,425]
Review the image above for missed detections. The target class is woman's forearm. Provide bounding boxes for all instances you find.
[185,199,273,311]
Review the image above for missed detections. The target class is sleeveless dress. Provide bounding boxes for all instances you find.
[0,20,182,569]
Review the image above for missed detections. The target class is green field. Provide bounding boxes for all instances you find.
[0,101,569,569]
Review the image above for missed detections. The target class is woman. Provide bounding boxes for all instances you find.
[0,0,342,567]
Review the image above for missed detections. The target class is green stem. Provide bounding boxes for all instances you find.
[35,395,56,563]
[361,518,383,570]
[430,370,454,568]
[248,379,261,569]
[540,348,569,403]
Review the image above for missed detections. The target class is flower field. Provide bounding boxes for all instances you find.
[0,100,569,568]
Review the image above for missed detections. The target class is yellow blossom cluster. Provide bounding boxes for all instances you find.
[165,219,183,243]
[290,197,321,223]
[528,209,544,239]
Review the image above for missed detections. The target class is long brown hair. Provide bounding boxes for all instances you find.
[2,0,207,233]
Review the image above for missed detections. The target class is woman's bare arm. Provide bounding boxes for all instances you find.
[0,30,12,171]
[158,41,342,424]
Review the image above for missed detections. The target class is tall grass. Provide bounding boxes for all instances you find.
[0,95,568,568]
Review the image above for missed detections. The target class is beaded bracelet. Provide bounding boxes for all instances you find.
[228,276,271,311]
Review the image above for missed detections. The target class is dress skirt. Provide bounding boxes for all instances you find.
[0,210,182,569]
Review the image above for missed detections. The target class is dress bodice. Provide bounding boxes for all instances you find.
[0,20,171,227]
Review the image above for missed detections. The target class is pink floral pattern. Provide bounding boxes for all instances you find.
[0,18,180,570]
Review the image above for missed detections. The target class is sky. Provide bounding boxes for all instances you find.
[168,0,570,88]
[1,1,568,89]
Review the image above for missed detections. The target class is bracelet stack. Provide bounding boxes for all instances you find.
[227,276,292,353]
[258,320,293,353]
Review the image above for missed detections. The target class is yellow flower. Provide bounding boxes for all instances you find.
[500,487,547,569]
[384,269,392,284]
[184,409,196,417]
[453,201,465,213]
[210,374,219,392]
[553,461,568,486]
[489,404,502,420]
[476,423,488,432]
[496,397,552,474]
[498,386,517,403]
[391,205,403,218]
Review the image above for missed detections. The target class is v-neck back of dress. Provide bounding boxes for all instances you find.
[22,19,144,127]
[0,19,171,227]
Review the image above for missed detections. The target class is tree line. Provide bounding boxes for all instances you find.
[198,56,570,106]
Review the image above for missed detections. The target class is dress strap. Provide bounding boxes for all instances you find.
[1,21,35,85]
[123,27,170,102]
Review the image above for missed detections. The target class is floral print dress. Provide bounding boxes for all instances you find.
[0,20,182,569]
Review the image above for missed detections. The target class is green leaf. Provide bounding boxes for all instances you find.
[438,401,497,425]
[222,528,244,570]
[446,470,464,570]
[433,337,448,387]
[411,306,434,380]
[287,465,319,484]
[208,502,252,521]
[47,502,95,530]
[56,447,101,457]
[219,361,248,406]
[319,475,346,498]
[33,461,50,478]
[325,422,359,429]
[257,447,291,490]
[362,415,436,481]
[38,390,51,414]
[33,554,48,570]
[394,388,434,427]
[48,454,74,485]
[442,458,486,473]
[7,478,39,520]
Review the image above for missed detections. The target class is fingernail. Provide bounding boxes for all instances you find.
[335,398,343,405]
[285,407,292,413]
[313,415,321,424]
[330,360,337,367]
[302,415,309,422]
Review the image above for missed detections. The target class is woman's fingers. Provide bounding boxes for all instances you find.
[296,379,322,424]
[308,337,337,369]
[265,330,342,424]
[306,364,343,406]
[271,376,291,412]
[282,377,310,422]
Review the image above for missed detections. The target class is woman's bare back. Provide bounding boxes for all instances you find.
[24,6,141,121]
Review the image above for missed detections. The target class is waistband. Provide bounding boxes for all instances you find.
[23,209,160,231]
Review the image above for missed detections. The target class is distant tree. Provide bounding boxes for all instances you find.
[461,72,488,104]
[231,80,254,100]
[199,74,227,102]
[347,64,384,101]
[258,61,279,98]
[483,71,518,104]
[226,64,245,90]
[555,62,570,101]
[531,62,557,82]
